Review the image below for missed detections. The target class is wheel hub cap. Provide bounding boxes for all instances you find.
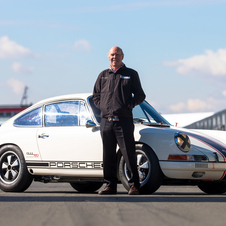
[1,152,20,183]
[124,151,151,186]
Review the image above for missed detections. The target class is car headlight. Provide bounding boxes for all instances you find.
[174,132,191,152]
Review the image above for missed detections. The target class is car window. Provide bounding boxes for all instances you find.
[14,107,42,126]
[88,97,101,123]
[45,101,79,126]
[80,101,91,125]
[45,101,91,127]
[133,101,170,125]
[133,105,151,123]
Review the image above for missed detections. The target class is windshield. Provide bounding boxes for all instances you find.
[133,101,170,125]
[88,97,170,125]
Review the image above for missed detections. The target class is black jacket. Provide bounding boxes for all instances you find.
[93,65,146,118]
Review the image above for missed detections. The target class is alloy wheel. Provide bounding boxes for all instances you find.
[0,151,21,184]
[124,150,151,186]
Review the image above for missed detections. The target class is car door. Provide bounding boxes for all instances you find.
[37,100,102,162]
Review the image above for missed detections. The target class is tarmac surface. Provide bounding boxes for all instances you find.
[1,182,226,226]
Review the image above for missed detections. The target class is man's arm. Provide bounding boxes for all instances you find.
[131,71,146,108]
[93,73,102,109]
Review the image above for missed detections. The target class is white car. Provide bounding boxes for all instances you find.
[1,93,226,194]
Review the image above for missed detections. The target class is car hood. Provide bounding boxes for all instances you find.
[134,123,226,161]
[174,127,226,146]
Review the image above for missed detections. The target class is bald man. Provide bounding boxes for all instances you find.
[93,46,146,195]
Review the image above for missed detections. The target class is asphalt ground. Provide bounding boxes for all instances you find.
[0,182,226,226]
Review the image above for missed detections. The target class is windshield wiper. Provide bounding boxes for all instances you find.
[133,118,145,123]
[143,122,170,127]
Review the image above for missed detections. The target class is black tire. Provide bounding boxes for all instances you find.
[70,182,103,193]
[119,144,164,194]
[0,145,33,192]
[198,181,226,194]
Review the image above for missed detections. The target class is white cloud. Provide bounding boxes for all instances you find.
[169,102,187,113]
[164,48,226,77]
[223,90,226,96]
[0,36,36,59]
[11,62,33,74]
[7,78,25,94]
[169,97,226,113]
[187,99,211,112]
[72,39,91,52]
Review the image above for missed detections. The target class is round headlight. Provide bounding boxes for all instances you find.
[174,132,191,152]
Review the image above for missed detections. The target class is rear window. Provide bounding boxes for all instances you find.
[14,107,42,126]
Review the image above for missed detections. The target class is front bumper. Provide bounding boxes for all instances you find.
[160,161,226,181]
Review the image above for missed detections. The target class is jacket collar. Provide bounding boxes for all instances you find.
[108,63,125,73]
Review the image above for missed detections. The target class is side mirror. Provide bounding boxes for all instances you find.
[86,120,96,128]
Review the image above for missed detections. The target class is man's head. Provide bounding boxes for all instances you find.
[108,46,124,69]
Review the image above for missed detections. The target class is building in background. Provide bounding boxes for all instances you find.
[0,86,31,125]
[163,109,226,131]
[184,109,226,130]
[0,105,30,125]
[162,112,214,128]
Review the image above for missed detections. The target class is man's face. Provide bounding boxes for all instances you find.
[108,47,124,69]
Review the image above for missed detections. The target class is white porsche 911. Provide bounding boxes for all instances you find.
[1,93,226,194]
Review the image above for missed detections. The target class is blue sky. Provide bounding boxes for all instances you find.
[1,0,226,114]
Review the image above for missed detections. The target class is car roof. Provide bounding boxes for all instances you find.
[35,93,92,106]
[1,93,93,127]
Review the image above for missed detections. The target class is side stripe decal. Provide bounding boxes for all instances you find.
[185,132,226,162]
[185,132,226,180]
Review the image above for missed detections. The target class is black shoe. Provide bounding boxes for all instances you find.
[128,185,139,195]
[98,186,117,195]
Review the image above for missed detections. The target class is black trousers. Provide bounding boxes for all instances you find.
[100,117,140,190]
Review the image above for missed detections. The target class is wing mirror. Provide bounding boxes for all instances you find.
[86,120,96,128]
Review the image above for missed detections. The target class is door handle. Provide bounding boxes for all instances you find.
[38,134,49,139]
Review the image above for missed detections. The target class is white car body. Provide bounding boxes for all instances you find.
[1,93,226,194]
